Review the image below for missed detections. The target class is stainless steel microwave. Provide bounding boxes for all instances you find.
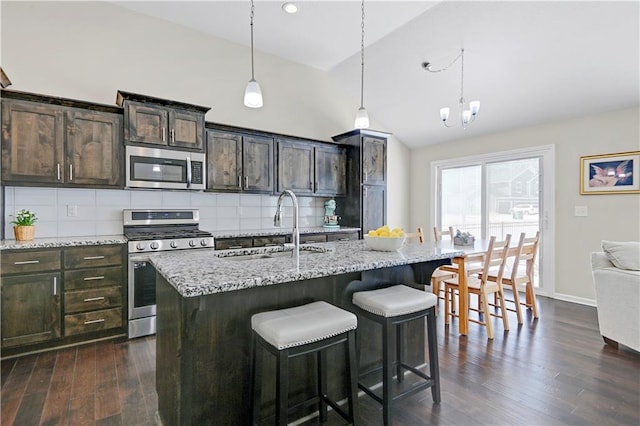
[125,146,206,190]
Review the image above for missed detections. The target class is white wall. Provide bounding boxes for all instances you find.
[1,1,411,235]
[410,107,640,302]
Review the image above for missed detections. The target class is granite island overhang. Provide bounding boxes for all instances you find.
[149,240,462,425]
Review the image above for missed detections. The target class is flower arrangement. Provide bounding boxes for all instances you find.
[453,229,475,246]
[12,209,38,226]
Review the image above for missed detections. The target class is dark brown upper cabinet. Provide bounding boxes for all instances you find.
[117,91,210,152]
[276,138,347,197]
[1,92,123,188]
[206,130,273,193]
[362,136,386,185]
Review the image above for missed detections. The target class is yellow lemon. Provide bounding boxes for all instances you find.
[367,230,377,237]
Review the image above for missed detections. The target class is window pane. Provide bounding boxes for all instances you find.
[441,165,481,236]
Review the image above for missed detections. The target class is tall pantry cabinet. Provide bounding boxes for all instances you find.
[332,129,389,236]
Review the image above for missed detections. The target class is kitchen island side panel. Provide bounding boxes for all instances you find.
[155,259,449,425]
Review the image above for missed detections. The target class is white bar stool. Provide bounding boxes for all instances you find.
[352,285,440,426]
[250,301,359,425]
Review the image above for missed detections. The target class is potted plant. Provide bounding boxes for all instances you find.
[12,209,38,241]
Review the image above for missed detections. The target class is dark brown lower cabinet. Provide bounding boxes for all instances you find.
[1,272,61,348]
[1,244,126,357]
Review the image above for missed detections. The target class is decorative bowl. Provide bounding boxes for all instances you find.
[364,235,406,251]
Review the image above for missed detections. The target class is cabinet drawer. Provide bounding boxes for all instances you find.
[253,236,286,247]
[215,238,253,250]
[64,308,122,336]
[64,286,122,314]
[300,234,327,244]
[64,245,123,269]
[64,266,123,290]
[1,250,61,275]
[327,232,359,242]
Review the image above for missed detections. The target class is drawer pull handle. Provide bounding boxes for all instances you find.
[84,296,105,302]
[83,256,105,260]
[14,260,40,265]
[84,318,105,325]
[264,243,278,247]
[83,276,105,281]
[53,276,57,296]
[228,246,243,249]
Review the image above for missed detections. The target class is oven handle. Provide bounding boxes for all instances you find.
[186,156,192,189]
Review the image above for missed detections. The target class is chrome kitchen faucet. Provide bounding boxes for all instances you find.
[274,189,300,264]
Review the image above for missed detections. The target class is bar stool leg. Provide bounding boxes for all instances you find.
[346,330,359,423]
[382,320,393,426]
[426,308,441,403]
[276,350,289,426]
[317,349,328,422]
[396,322,404,383]
[251,333,262,425]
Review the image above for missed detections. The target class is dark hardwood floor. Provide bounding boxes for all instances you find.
[2,296,639,425]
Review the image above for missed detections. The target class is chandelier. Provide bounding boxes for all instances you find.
[422,48,480,129]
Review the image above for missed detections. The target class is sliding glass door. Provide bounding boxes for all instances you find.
[434,146,554,296]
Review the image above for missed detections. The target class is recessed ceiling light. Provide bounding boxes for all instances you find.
[282,2,298,14]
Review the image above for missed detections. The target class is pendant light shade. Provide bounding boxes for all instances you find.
[354,107,370,129]
[244,79,263,108]
[244,0,263,108]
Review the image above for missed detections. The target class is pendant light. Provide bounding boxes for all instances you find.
[354,0,369,129]
[244,0,263,108]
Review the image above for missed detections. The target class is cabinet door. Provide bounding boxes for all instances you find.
[125,102,168,145]
[362,185,386,234]
[243,135,273,193]
[362,136,386,185]
[277,140,314,194]
[65,109,123,187]
[1,100,65,184]
[168,109,204,151]
[207,131,243,191]
[314,145,347,196]
[1,272,61,348]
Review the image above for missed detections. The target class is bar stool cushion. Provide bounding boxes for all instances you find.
[251,301,357,350]
[353,285,437,317]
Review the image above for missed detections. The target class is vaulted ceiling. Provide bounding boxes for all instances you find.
[114,1,639,148]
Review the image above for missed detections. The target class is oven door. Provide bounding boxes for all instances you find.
[128,254,157,338]
[126,145,205,190]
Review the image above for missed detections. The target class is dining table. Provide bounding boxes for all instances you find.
[435,238,522,336]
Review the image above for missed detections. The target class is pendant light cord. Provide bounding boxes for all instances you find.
[459,48,465,105]
[250,0,255,80]
[360,0,365,109]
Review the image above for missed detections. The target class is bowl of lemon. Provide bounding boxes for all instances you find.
[364,225,406,251]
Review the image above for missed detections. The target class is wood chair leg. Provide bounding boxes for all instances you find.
[317,349,328,422]
[250,334,262,425]
[481,291,494,339]
[527,281,539,318]
[510,282,523,324]
[382,321,393,426]
[444,285,451,325]
[346,330,359,423]
[397,323,404,383]
[498,287,509,331]
[276,350,289,426]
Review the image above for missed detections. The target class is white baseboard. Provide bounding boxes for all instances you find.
[552,292,597,307]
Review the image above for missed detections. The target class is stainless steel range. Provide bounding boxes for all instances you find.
[124,209,214,338]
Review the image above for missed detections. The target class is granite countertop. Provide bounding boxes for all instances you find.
[0,235,128,251]
[209,226,361,238]
[147,240,463,298]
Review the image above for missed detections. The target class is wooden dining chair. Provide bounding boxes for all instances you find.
[404,227,424,244]
[443,234,512,339]
[516,232,540,318]
[430,226,458,314]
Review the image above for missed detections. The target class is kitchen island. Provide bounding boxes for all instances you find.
[149,240,462,425]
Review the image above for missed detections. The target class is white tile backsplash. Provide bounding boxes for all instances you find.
[3,186,329,239]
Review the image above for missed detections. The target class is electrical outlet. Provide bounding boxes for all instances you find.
[574,206,588,217]
[67,204,78,217]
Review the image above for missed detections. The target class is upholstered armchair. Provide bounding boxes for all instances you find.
[590,241,640,352]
